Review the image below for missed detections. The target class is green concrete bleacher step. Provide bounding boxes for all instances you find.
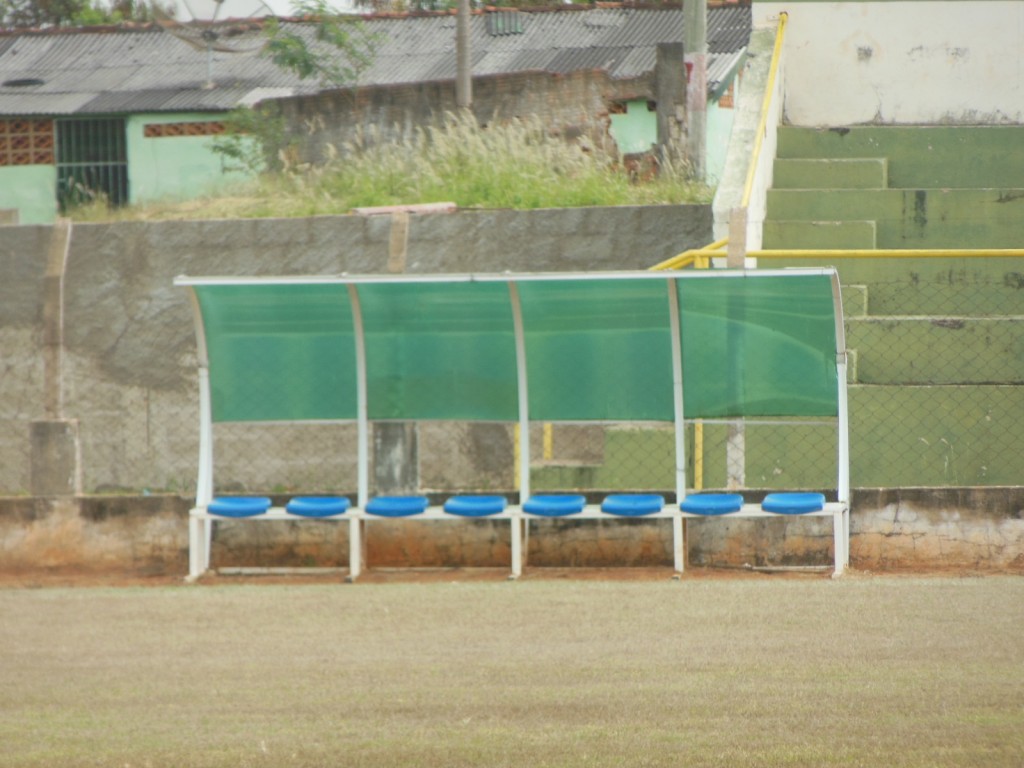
[763,220,876,249]
[847,315,1024,385]
[765,256,1024,316]
[849,383,1024,486]
[773,158,888,189]
[776,125,1024,188]
[765,188,1024,249]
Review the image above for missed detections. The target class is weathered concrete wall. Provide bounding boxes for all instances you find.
[753,0,1024,126]
[2,207,707,496]
[0,206,710,498]
[276,69,653,167]
[1,488,1020,577]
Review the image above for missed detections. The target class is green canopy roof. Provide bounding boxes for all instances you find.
[180,269,843,424]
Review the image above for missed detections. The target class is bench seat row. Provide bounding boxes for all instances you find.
[202,491,832,519]
[190,491,848,581]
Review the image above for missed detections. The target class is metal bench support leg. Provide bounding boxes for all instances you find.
[832,510,845,577]
[347,518,363,582]
[673,516,684,576]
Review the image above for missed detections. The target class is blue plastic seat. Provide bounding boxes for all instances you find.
[523,494,587,517]
[680,493,744,516]
[366,495,430,518]
[761,492,826,515]
[601,493,665,517]
[286,496,351,518]
[444,495,507,517]
[208,496,272,518]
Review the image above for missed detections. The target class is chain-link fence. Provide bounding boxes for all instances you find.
[794,255,1022,488]
[4,256,1020,498]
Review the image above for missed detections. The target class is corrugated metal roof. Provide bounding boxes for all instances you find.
[0,6,750,116]
[355,6,749,88]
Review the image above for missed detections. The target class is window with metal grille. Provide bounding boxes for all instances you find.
[56,118,128,211]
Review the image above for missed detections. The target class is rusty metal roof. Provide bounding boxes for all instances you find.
[0,5,750,116]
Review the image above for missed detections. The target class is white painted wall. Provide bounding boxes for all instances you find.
[754,0,1024,125]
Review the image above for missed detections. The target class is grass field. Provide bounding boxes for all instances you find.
[1,573,1021,767]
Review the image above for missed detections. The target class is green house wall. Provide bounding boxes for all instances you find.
[0,164,57,225]
[0,112,252,224]
[608,96,735,184]
[125,113,254,205]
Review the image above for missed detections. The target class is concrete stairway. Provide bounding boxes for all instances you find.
[765,125,1024,249]
[761,125,1024,487]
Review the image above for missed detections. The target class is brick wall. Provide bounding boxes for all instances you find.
[276,69,653,166]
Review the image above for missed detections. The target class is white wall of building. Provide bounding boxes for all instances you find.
[754,0,1024,125]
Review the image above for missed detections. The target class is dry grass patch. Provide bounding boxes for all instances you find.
[1,576,1022,767]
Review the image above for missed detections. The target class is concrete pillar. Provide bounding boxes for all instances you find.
[684,0,707,180]
[43,218,72,418]
[655,42,687,171]
[388,211,409,273]
[373,423,418,495]
[727,207,747,268]
[456,0,472,108]
[378,212,417,495]
[33,219,82,498]
[30,419,82,496]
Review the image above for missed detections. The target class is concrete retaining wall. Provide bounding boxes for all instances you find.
[0,206,708,495]
[1,488,1021,577]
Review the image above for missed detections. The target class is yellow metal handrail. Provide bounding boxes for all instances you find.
[649,237,728,271]
[753,248,1024,259]
[741,11,788,209]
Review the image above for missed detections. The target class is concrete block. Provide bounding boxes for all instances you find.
[763,219,876,249]
[762,256,1024,316]
[777,125,1024,189]
[773,158,888,189]
[30,420,80,497]
[849,385,1024,487]
[766,188,1024,248]
[847,316,1024,384]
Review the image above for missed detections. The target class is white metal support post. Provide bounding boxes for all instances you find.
[347,284,369,582]
[508,281,530,579]
[667,277,686,576]
[185,287,214,582]
[831,272,851,573]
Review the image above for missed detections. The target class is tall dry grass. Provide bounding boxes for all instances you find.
[69,113,712,222]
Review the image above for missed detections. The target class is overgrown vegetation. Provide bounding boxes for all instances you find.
[209,0,380,176]
[69,113,713,222]
[0,0,166,28]
[262,0,379,87]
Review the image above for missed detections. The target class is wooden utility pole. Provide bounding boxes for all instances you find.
[684,0,707,180]
[456,0,472,108]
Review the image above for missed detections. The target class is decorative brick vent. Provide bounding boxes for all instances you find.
[0,119,55,166]
[144,121,226,138]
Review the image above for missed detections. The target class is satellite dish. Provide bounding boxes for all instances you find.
[153,0,275,89]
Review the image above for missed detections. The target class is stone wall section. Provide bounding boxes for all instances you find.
[277,70,651,167]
